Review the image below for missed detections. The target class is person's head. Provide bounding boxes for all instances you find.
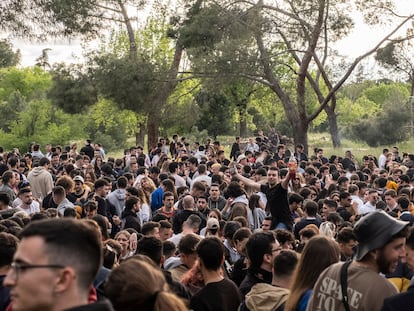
[115,230,131,255]
[141,222,160,238]
[177,233,201,269]
[259,216,271,232]
[183,214,202,233]
[4,218,102,311]
[245,231,279,272]
[125,195,141,213]
[321,199,337,221]
[284,236,340,311]
[162,191,175,209]
[0,232,19,268]
[94,179,109,198]
[272,250,299,287]
[275,229,295,250]
[105,257,188,311]
[182,194,195,211]
[196,237,225,272]
[303,200,318,217]
[18,188,33,206]
[84,201,98,219]
[233,227,252,254]
[158,220,173,242]
[336,227,357,259]
[267,167,279,187]
[0,192,10,210]
[136,236,163,266]
[196,195,208,212]
[2,170,15,186]
[353,210,409,274]
[52,186,66,206]
[384,189,397,207]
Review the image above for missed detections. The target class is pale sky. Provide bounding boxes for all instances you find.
[7,0,414,67]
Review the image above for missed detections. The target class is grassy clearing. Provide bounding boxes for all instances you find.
[106,132,414,162]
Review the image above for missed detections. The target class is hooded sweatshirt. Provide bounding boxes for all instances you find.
[245,283,289,311]
[106,188,126,216]
[27,167,54,200]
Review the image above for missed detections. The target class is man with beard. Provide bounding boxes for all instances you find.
[307,210,409,311]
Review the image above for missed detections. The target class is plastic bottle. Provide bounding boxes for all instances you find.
[288,153,297,179]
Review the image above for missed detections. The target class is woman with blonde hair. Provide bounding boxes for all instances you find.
[140,176,157,203]
[284,235,340,311]
[105,256,188,311]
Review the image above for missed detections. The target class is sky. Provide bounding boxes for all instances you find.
[6,1,414,68]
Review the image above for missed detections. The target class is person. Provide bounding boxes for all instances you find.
[121,195,141,233]
[381,227,414,310]
[293,200,322,240]
[235,167,293,230]
[336,227,357,261]
[3,218,113,311]
[0,232,19,311]
[15,187,40,216]
[239,231,281,298]
[0,171,16,202]
[307,210,409,311]
[105,256,187,311]
[243,250,299,311]
[230,137,241,161]
[284,236,340,311]
[190,237,242,311]
[27,157,54,201]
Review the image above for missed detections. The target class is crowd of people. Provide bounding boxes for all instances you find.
[1,132,414,311]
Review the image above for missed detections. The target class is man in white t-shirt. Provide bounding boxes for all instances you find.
[16,188,40,216]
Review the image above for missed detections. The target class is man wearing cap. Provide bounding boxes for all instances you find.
[307,210,409,311]
[72,175,90,206]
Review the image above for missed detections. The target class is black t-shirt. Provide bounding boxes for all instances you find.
[190,278,242,311]
[260,183,293,230]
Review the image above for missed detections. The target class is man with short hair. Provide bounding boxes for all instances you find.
[384,189,398,213]
[169,233,201,283]
[154,191,177,221]
[141,221,160,238]
[3,218,112,311]
[337,227,357,261]
[243,250,299,311]
[190,237,242,311]
[307,210,409,311]
[27,157,54,200]
[235,167,293,230]
[172,194,205,234]
[293,200,322,240]
[159,220,173,242]
[359,189,379,215]
[106,176,127,217]
[0,232,18,311]
[239,232,282,298]
[16,188,40,216]
[169,162,186,188]
[196,195,210,218]
[53,186,75,216]
[208,183,226,211]
[121,195,141,233]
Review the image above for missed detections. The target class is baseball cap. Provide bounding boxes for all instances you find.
[353,210,409,261]
[207,218,219,230]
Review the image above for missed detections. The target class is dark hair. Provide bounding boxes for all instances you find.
[196,237,224,271]
[136,236,163,265]
[273,250,298,277]
[141,221,160,236]
[19,219,102,291]
[125,196,140,211]
[245,232,275,268]
[304,200,318,217]
[178,233,201,255]
[233,227,252,243]
[0,232,18,267]
[337,227,356,244]
[223,221,241,240]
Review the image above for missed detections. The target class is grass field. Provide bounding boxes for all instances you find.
[106,132,414,163]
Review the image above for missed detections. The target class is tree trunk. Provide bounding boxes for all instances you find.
[135,122,145,147]
[147,115,160,151]
[292,120,309,155]
[118,0,137,60]
[325,105,341,148]
[239,105,248,138]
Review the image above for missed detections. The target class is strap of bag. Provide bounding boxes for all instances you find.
[340,261,352,311]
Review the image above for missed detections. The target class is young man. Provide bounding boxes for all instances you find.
[307,210,409,311]
[3,218,112,311]
[190,237,242,311]
[235,167,293,230]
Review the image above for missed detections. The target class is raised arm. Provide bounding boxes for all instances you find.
[233,171,261,192]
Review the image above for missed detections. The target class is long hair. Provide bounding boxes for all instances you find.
[284,235,340,311]
[105,256,188,311]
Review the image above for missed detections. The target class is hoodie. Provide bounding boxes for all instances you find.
[106,189,126,216]
[27,167,54,200]
[245,283,289,311]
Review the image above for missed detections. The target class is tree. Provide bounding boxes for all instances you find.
[180,0,414,152]
[376,39,414,96]
[0,39,20,67]
[195,91,233,139]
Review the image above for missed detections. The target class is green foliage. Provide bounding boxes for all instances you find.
[48,63,97,113]
[362,83,409,107]
[195,91,234,139]
[84,99,136,151]
[0,39,21,68]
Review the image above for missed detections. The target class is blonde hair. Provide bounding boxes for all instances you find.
[105,257,188,311]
